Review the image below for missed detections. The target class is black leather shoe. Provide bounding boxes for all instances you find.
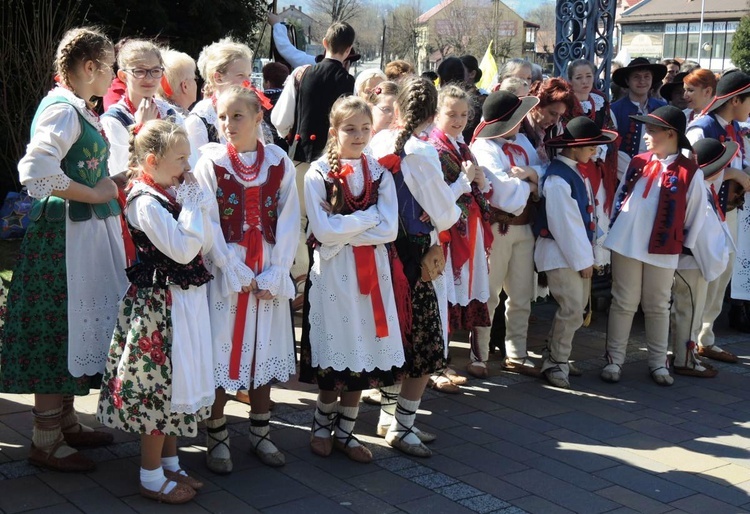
[728,305,750,333]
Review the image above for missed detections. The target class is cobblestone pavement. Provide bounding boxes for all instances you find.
[2,302,750,513]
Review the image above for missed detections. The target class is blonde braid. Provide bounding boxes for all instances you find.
[325,137,345,214]
[393,78,437,155]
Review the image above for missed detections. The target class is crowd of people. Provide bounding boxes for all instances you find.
[0,17,749,505]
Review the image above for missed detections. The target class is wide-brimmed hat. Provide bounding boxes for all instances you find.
[612,57,668,88]
[472,91,539,140]
[692,138,740,179]
[660,71,688,101]
[705,71,750,112]
[629,105,693,151]
[460,55,482,84]
[315,49,361,64]
[545,116,618,148]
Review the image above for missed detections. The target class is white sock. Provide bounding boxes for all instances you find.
[249,412,279,454]
[140,466,176,494]
[652,367,670,377]
[378,385,400,428]
[334,405,361,448]
[312,399,337,438]
[160,455,183,474]
[205,416,231,461]
[389,397,421,446]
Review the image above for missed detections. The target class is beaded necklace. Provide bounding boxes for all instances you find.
[227,142,264,182]
[332,155,373,212]
[138,174,179,211]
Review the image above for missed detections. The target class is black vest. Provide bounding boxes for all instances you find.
[293,58,354,162]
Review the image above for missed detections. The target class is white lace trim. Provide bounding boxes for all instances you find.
[171,394,215,415]
[214,353,296,390]
[175,180,211,209]
[26,174,71,199]
[315,154,386,187]
[255,265,295,299]
[581,93,605,114]
[219,254,256,294]
[201,143,286,186]
[51,86,105,133]
[190,98,217,125]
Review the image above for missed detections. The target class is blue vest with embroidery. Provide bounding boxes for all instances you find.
[534,159,594,242]
[611,97,667,158]
[391,167,433,236]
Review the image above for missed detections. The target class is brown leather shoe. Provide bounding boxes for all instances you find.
[673,365,719,378]
[333,439,373,463]
[503,357,542,378]
[442,368,469,385]
[62,425,114,449]
[428,375,460,394]
[28,442,96,472]
[310,435,333,457]
[466,362,489,379]
[164,469,204,490]
[698,345,739,363]
[139,482,196,504]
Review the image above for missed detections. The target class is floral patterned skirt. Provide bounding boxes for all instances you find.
[97,285,209,436]
[0,216,97,395]
[449,299,491,332]
[404,278,446,377]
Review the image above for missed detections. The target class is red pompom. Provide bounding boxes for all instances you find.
[586,205,594,213]
[540,228,550,237]
[310,134,317,141]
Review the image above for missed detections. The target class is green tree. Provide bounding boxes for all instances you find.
[731,14,750,73]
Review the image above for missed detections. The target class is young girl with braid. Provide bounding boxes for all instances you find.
[369,78,462,458]
[98,120,214,503]
[301,96,403,464]
[0,27,128,473]
[193,85,299,473]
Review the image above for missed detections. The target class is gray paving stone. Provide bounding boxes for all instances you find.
[669,493,747,514]
[347,469,432,504]
[440,443,529,477]
[286,446,376,479]
[263,494,353,514]
[193,490,260,514]
[399,492,476,513]
[0,459,39,479]
[424,454,477,477]
[394,464,435,479]
[490,408,559,434]
[106,441,140,459]
[435,482,484,500]
[622,418,699,443]
[481,439,543,464]
[37,472,98,494]
[490,507,528,514]
[503,469,619,513]
[219,467,316,508]
[22,505,84,514]
[410,472,459,489]
[330,489,401,514]
[523,456,612,491]
[532,439,618,473]
[65,487,137,514]
[594,466,693,503]
[659,471,750,507]
[280,460,357,497]
[377,455,420,472]
[458,493,511,513]
[489,392,573,419]
[453,412,549,446]
[459,472,529,501]
[0,476,66,513]
[543,411,633,442]
[595,485,672,514]
[510,495,576,514]
[85,458,140,498]
[122,493,209,513]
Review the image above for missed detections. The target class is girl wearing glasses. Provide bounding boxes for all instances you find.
[102,39,183,179]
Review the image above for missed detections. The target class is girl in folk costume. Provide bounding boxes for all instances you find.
[670,138,737,379]
[301,96,403,464]
[469,91,543,378]
[365,81,399,135]
[0,27,128,473]
[102,40,183,178]
[535,118,618,389]
[429,85,493,380]
[369,77,462,458]
[186,38,254,167]
[566,59,619,274]
[193,86,298,473]
[603,106,706,386]
[97,120,215,504]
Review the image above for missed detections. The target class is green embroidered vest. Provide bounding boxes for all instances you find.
[28,95,121,222]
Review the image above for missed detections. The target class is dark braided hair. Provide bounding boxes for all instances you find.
[393,77,438,156]
[55,27,113,89]
[325,95,372,214]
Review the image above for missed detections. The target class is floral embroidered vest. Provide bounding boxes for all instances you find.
[214,162,284,244]
[612,152,697,255]
[28,96,121,223]
[126,192,213,289]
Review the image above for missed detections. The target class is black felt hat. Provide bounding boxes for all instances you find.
[460,55,482,84]
[472,91,539,140]
[629,105,693,151]
[612,57,668,88]
[545,116,618,148]
[705,71,750,113]
[660,71,689,102]
[692,138,740,179]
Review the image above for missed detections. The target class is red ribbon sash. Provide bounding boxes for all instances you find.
[641,160,662,199]
[502,142,529,168]
[352,245,389,338]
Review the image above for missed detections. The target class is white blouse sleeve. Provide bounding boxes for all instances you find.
[348,170,399,246]
[254,155,301,298]
[128,195,206,264]
[449,173,472,200]
[471,138,530,215]
[400,142,461,233]
[18,103,79,198]
[185,113,210,169]
[544,176,594,271]
[304,164,380,246]
[101,115,131,177]
[683,170,708,250]
[272,23,316,69]
[271,74,297,138]
[193,153,256,295]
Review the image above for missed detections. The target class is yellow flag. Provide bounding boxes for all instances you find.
[477,41,497,91]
